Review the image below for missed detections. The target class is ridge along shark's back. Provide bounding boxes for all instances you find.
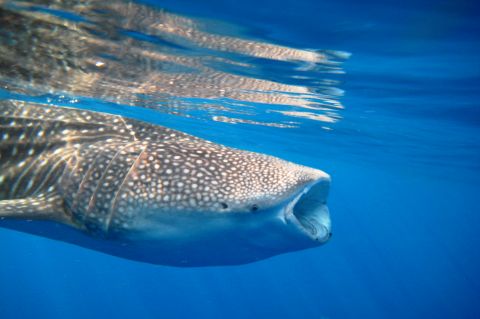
[0,100,332,266]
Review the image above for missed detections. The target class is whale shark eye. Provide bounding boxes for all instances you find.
[250,204,258,212]
[220,202,228,209]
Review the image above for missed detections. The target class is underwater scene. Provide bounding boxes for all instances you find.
[0,0,479,318]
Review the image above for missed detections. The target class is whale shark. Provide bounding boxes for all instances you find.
[0,100,331,266]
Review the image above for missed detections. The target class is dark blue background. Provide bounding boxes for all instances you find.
[1,0,479,318]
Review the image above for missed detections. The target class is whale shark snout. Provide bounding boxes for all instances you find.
[284,171,332,243]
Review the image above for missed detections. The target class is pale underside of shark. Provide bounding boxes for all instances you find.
[0,100,331,267]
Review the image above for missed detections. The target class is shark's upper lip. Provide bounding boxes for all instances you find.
[284,177,331,242]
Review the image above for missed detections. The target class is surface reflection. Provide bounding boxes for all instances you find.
[0,0,348,127]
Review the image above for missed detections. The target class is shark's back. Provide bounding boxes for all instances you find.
[0,100,197,233]
[0,100,225,235]
[1,100,128,199]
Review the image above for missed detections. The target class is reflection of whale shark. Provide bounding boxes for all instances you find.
[0,0,348,126]
[0,100,332,266]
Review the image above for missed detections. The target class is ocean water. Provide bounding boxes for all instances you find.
[0,0,479,318]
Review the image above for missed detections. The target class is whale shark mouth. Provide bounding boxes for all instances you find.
[287,179,331,242]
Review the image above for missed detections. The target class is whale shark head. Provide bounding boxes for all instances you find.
[114,145,332,266]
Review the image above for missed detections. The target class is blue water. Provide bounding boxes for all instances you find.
[0,0,479,318]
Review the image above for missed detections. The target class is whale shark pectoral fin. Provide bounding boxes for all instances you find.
[0,193,71,225]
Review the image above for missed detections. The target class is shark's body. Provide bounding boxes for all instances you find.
[0,100,331,266]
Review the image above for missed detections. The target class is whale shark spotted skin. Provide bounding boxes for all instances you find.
[0,100,331,266]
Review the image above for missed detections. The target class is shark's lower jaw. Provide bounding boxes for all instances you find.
[285,179,332,243]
